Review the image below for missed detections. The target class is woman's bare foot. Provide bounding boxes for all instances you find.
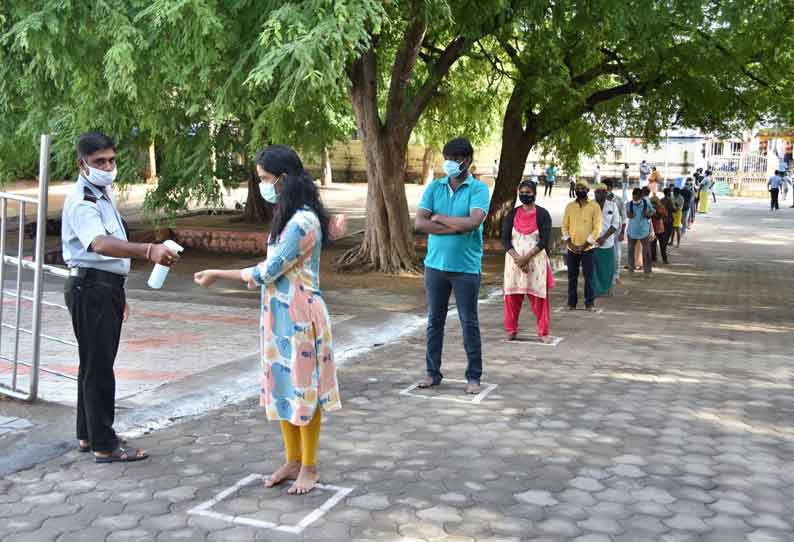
[505,332,517,341]
[264,461,301,488]
[288,465,319,495]
[539,335,553,344]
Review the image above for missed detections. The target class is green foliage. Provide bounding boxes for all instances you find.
[0,0,358,218]
[491,0,794,164]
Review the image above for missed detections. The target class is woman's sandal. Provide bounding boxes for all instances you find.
[94,445,148,463]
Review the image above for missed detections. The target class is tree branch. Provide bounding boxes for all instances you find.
[348,43,382,135]
[385,3,427,129]
[404,36,469,131]
[474,40,516,81]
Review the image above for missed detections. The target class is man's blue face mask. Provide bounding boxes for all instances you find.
[443,159,465,178]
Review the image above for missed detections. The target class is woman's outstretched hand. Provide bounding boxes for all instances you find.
[194,270,218,288]
[241,268,258,290]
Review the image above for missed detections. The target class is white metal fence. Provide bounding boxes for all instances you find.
[0,135,71,401]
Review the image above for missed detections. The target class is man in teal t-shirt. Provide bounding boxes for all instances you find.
[415,137,491,394]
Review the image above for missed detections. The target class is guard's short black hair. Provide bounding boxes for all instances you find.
[76,132,116,158]
[443,137,474,158]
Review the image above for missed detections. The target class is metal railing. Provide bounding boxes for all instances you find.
[0,134,71,401]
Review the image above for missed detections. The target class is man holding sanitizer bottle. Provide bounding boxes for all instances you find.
[61,131,179,463]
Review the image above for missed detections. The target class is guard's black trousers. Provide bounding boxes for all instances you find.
[64,271,125,452]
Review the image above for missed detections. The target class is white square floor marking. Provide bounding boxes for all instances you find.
[503,336,564,347]
[188,473,354,534]
[554,306,604,314]
[399,378,498,404]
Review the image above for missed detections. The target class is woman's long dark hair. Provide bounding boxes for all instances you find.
[255,145,330,246]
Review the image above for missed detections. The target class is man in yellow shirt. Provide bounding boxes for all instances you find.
[649,166,662,193]
[562,180,602,311]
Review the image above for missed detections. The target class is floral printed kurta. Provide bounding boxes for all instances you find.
[250,208,341,426]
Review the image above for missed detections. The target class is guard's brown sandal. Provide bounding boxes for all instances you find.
[95,446,148,463]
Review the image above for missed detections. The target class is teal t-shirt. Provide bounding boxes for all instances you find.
[418,175,491,274]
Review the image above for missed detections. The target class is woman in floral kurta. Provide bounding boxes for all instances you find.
[195,145,339,495]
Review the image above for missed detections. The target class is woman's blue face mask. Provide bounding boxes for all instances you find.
[259,175,282,203]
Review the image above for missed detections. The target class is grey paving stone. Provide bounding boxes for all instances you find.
[536,517,581,537]
[93,514,143,530]
[578,516,624,535]
[140,514,188,532]
[748,531,793,542]
[573,535,612,542]
[709,498,754,517]
[514,490,558,507]
[348,493,390,511]
[747,513,792,531]
[3,418,33,430]
[570,477,605,492]
[663,513,713,533]
[416,505,462,523]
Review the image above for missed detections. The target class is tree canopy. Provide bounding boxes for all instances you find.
[482,0,794,234]
[3,0,794,273]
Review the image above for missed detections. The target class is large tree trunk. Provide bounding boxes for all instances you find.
[420,145,434,185]
[338,48,420,273]
[337,128,418,273]
[483,90,537,238]
[321,146,333,186]
[339,21,468,272]
[244,166,272,223]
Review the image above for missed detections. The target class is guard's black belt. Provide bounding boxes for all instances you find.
[68,267,126,288]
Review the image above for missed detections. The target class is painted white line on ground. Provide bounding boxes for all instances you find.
[503,336,564,347]
[187,473,354,535]
[553,307,604,314]
[399,378,499,405]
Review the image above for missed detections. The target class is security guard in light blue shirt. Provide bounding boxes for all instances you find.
[62,131,178,463]
[62,174,131,275]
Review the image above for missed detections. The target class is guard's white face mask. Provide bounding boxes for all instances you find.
[83,164,117,187]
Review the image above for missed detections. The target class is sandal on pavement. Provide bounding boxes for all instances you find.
[95,446,148,463]
[464,382,482,395]
[417,376,441,389]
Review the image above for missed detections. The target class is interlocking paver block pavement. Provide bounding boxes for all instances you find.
[2,198,794,541]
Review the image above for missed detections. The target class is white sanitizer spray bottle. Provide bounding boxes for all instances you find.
[147,240,184,289]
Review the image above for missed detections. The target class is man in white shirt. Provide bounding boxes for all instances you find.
[593,183,621,296]
[593,165,601,184]
[768,170,783,211]
[639,160,651,188]
[605,181,626,285]
[530,163,539,183]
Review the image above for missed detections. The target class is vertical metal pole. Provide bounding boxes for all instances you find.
[11,201,25,390]
[0,199,6,353]
[28,134,50,401]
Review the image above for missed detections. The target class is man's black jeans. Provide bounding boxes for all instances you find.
[566,249,595,308]
[424,267,482,385]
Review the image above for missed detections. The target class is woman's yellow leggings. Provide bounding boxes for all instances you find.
[280,409,321,466]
